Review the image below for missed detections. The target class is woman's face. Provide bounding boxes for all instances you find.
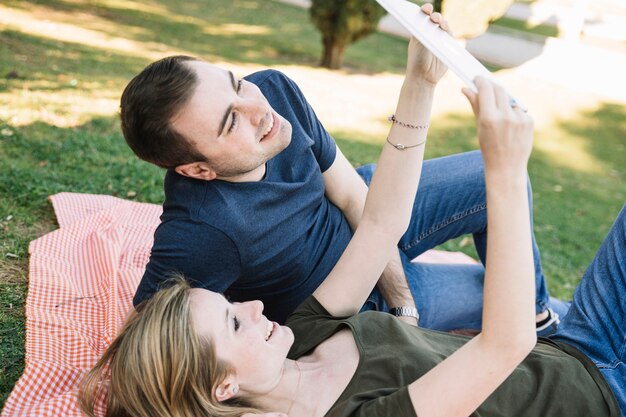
[189,288,294,393]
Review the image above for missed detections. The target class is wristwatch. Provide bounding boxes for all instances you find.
[389,306,419,322]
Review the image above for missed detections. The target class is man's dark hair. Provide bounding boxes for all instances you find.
[120,55,207,169]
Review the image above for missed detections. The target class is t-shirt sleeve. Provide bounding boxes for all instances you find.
[133,219,241,306]
[286,296,351,358]
[285,75,336,171]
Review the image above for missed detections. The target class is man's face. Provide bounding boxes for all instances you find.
[171,61,292,181]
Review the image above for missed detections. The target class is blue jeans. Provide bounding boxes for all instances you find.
[357,151,568,330]
[551,204,626,415]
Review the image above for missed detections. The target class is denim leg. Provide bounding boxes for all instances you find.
[551,204,626,415]
[357,150,554,316]
[360,251,485,331]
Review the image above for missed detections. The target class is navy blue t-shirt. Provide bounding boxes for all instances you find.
[134,70,353,322]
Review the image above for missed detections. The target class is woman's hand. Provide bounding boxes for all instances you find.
[405,4,450,86]
[462,77,534,178]
[408,77,536,417]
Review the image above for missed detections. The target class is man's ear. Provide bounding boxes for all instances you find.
[214,377,238,402]
[174,162,217,181]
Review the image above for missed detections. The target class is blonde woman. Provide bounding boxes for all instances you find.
[80,19,624,417]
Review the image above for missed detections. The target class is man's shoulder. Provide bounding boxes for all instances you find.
[245,68,292,87]
[162,170,270,229]
[245,69,304,103]
[162,170,232,226]
[163,169,208,210]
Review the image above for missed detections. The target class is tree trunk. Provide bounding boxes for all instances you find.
[320,37,347,70]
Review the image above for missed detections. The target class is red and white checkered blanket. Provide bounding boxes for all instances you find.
[2,192,476,416]
[2,193,161,416]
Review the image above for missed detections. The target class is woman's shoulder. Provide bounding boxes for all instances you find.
[286,297,351,358]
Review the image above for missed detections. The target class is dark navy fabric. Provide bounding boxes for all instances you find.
[134,70,349,323]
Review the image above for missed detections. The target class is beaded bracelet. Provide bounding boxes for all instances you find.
[388,114,429,130]
[387,114,429,150]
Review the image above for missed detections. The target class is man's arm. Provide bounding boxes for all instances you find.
[322,145,419,325]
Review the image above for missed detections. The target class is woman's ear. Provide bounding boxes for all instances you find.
[175,162,217,181]
[214,377,238,402]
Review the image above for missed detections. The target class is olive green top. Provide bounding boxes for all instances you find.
[286,297,620,417]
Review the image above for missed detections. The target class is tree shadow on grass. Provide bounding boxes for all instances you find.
[3,117,165,200]
[1,115,165,258]
[2,0,409,75]
[558,102,626,175]
[0,30,150,93]
[527,102,625,296]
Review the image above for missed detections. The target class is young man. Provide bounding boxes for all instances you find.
[122,55,567,333]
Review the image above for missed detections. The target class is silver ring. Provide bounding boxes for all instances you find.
[509,98,528,113]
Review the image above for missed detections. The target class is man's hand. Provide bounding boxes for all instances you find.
[377,250,419,328]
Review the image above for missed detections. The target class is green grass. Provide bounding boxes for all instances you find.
[336,107,626,301]
[0,284,26,406]
[490,16,560,38]
[1,0,625,408]
[529,104,626,296]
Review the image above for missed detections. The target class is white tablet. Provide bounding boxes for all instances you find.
[376,0,526,111]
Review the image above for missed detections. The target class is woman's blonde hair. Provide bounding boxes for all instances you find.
[78,277,262,417]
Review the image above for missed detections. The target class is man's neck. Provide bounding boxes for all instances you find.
[216,163,267,183]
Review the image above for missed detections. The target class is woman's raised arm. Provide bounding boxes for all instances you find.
[408,78,537,417]
[313,4,449,317]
